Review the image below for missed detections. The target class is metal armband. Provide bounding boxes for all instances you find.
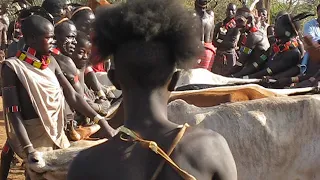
[235,61,243,67]
[252,62,259,69]
[266,68,273,75]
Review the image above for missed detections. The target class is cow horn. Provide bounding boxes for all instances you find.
[292,12,315,22]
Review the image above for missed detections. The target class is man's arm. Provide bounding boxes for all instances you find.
[249,50,300,78]
[84,66,106,99]
[212,23,222,47]
[229,33,259,75]
[52,59,116,137]
[220,28,240,50]
[211,134,237,180]
[1,64,35,155]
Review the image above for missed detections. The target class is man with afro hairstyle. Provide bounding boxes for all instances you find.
[67,0,237,179]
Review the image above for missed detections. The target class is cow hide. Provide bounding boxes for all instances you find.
[168,95,320,180]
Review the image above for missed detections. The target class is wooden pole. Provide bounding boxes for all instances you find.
[265,0,271,24]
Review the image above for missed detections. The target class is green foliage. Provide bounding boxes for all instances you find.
[1,0,319,30]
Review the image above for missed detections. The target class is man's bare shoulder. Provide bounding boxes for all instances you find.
[177,126,230,155]
[173,126,236,179]
[52,54,78,76]
[68,138,119,179]
[1,57,19,75]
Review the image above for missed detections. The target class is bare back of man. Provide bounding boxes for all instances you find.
[69,126,236,180]
[194,0,215,43]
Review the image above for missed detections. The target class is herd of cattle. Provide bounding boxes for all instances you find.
[26,69,320,180]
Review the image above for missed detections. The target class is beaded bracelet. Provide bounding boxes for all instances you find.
[6,106,21,113]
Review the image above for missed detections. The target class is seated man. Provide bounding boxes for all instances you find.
[267,34,320,88]
[244,12,313,80]
[53,19,110,121]
[1,15,116,178]
[70,6,113,96]
[228,7,270,77]
[211,3,239,76]
[68,0,237,179]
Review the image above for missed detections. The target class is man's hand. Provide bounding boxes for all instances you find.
[98,119,118,138]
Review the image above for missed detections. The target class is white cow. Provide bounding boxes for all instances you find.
[26,139,107,180]
[168,95,320,180]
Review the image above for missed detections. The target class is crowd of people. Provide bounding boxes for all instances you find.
[0,0,319,179]
[196,0,320,89]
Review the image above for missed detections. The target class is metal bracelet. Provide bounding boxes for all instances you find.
[93,114,104,124]
[23,144,33,150]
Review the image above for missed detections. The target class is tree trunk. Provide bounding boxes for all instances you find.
[265,0,271,24]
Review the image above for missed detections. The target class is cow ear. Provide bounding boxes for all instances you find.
[107,69,121,90]
[168,70,181,91]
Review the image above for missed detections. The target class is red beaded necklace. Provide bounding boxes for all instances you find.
[273,38,299,54]
[15,46,51,70]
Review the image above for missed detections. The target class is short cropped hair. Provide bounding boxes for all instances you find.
[42,0,65,16]
[54,19,75,35]
[93,0,202,88]
[70,6,93,22]
[21,15,52,40]
[76,31,90,46]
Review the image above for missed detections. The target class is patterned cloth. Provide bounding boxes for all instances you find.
[303,19,320,41]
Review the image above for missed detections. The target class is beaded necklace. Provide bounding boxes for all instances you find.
[15,46,51,70]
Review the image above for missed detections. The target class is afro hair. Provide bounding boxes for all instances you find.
[93,0,202,70]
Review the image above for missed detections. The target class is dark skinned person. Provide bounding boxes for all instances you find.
[194,0,216,71]
[1,15,117,179]
[247,12,313,82]
[266,30,320,89]
[54,19,110,114]
[228,7,270,77]
[256,8,269,33]
[70,6,111,98]
[41,0,67,23]
[70,5,112,85]
[1,7,58,180]
[0,3,9,55]
[70,31,111,108]
[211,3,239,76]
[68,0,237,179]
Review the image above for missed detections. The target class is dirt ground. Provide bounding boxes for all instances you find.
[0,98,25,180]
